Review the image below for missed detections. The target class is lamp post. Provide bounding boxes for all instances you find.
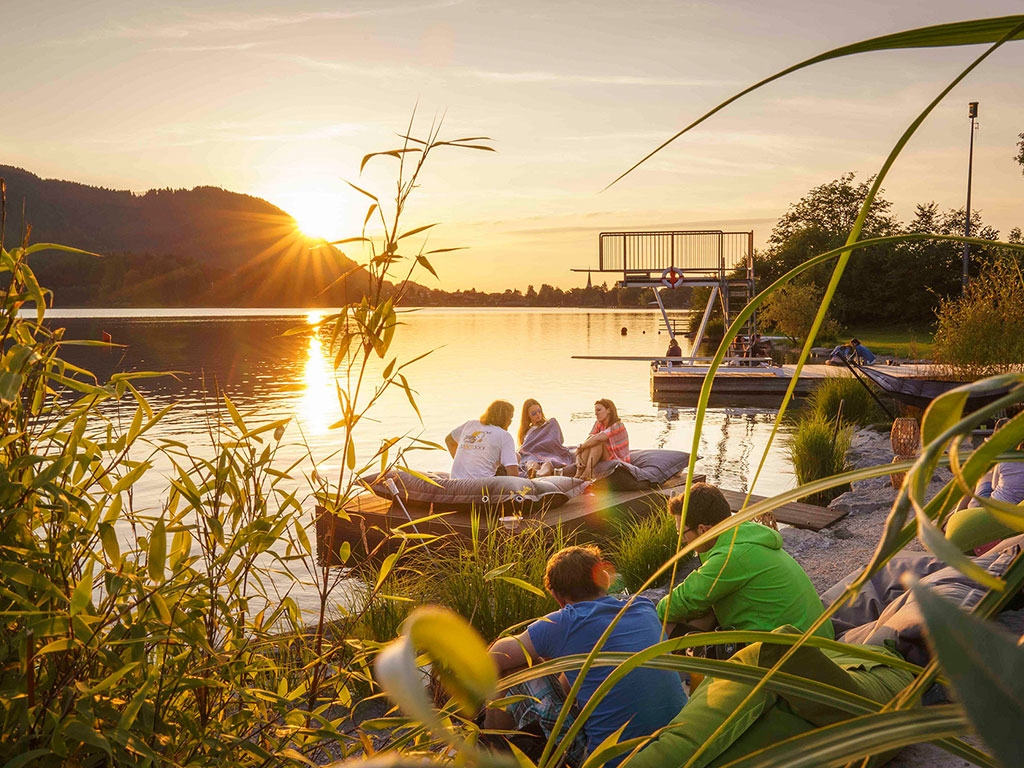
[962,101,978,293]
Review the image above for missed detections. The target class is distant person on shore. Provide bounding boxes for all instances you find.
[657,483,833,639]
[576,398,630,481]
[666,338,683,358]
[827,338,875,366]
[487,545,686,766]
[446,400,519,480]
[517,398,574,478]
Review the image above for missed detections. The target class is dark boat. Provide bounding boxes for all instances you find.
[856,364,1016,412]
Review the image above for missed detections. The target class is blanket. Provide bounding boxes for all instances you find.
[518,418,574,469]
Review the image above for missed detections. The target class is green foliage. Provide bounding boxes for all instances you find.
[758,281,842,344]
[607,508,687,593]
[933,258,1024,379]
[789,415,852,503]
[407,520,563,644]
[807,375,889,427]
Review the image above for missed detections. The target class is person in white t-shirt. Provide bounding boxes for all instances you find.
[446,400,520,479]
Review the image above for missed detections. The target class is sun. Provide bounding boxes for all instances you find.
[264,175,372,242]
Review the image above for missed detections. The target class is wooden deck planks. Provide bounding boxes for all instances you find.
[717,488,845,531]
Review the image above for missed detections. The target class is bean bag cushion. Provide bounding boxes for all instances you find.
[361,468,585,513]
[591,449,689,492]
[945,505,1019,553]
[629,632,912,768]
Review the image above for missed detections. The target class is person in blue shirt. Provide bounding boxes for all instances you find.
[487,545,686,766]
[827,338,875,366]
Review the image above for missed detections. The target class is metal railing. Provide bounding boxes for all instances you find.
[597,230,753,279]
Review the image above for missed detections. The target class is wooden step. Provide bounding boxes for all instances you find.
[717,488,846,531]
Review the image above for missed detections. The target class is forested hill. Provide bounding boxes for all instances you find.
[0,165,370,307]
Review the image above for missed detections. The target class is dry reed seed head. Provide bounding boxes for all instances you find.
[668,482,732,529]
[544,545,609,602]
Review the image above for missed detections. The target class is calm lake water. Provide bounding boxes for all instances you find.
[47,308,796,614]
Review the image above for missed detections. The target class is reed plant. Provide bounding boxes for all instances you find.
[788,413,853,504]
[807,374,890,427]
[607,507,686,593]
[366,16,1024,768]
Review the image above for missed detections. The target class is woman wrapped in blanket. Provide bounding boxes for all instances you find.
[517,399,574,478]
[576,398,630,481]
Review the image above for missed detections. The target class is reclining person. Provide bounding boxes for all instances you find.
[657,483,833,639]
[488,545,686,767]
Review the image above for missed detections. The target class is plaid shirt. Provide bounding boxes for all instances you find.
[590,421,630,462]
[503,675,588,766]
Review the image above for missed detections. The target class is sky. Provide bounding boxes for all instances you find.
[3,0,1024,292]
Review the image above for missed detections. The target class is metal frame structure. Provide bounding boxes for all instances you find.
[574,230,757,363]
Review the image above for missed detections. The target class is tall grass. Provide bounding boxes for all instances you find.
[788,413,852,503]
[607,507,687,593]
[806,374,891,427]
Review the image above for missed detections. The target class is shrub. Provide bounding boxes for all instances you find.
[933,258,1024,379]
[788,413,853,503]
[607,507,688,593]
[758,281,843,344]
[807,375,890,427]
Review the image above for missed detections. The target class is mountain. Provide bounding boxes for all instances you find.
[0,165,370,307]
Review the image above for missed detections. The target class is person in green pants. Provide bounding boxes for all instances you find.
[657,483,833,640]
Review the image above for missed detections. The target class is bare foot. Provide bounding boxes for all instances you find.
[536,461,553,477]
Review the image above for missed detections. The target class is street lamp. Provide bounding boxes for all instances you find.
[962,101,978,293]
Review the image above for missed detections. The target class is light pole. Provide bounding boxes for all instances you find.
[962,101,978,293]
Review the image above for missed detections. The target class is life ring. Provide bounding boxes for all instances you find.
[661,267,683,288]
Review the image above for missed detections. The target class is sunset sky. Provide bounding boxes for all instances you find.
[5,0,1024,291]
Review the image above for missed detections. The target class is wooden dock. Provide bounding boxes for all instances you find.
[314,474,841,564]
[651,363,944,405]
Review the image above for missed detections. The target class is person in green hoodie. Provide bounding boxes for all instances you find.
[657,483,833,639]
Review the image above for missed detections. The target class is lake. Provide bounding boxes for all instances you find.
[48,308,797,614]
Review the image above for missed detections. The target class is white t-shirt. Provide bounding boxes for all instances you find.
[449,420,518,480]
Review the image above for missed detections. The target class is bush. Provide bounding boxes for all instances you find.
[607,507,688,593]
[403,519,565,643]
[758,281,842,344]
[933,258,1024,379]
[788,414,853,503]
[807,376,890,427]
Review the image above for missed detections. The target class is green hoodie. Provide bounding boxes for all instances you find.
[656,521,833,639]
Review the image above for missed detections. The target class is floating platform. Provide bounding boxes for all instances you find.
[314,474,842,565]
[651,363,946,406]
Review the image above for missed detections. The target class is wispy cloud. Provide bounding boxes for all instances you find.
[469,70,726,87]
[154,41,267,52]
[63,1,466,44]
[84,121,365,151]
[276,54,726,88]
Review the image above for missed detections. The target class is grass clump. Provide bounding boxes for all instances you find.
[607,508,685,593]
[788,413,852,504]
[807,375,890,427]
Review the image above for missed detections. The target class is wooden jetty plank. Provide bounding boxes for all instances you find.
[717,488,845,531]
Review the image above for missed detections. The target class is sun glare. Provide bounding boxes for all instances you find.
[263,175,371,242]
[300,312,342,435]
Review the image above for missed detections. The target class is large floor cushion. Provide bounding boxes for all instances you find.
[592,449,689,492]
[361,468,585,513]
[629,636,912,768]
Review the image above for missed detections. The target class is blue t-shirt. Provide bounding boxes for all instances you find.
[527,596,687,761]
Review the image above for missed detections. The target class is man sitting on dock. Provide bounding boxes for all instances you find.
[488,545,686,765]
[827,338,875,366]
[657,483,833,639]
[446,400,520,479]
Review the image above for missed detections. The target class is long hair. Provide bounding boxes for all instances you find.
[518,398,545,445]
[480,400,514,429]
[595,398,619,427]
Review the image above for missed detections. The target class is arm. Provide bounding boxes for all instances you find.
[500,432,520,477]
[489,630,539,675]
[656,548,745,623]
[578,429,610,450]
[445,433,459,458]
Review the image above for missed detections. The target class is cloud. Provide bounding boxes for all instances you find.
[154,41,266,52]
[468,70,727,87]
[62,1,466,44]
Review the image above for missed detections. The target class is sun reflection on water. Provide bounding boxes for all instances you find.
[300,311,342,435]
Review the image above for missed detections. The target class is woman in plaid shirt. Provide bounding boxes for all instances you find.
[575,398,630,480]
